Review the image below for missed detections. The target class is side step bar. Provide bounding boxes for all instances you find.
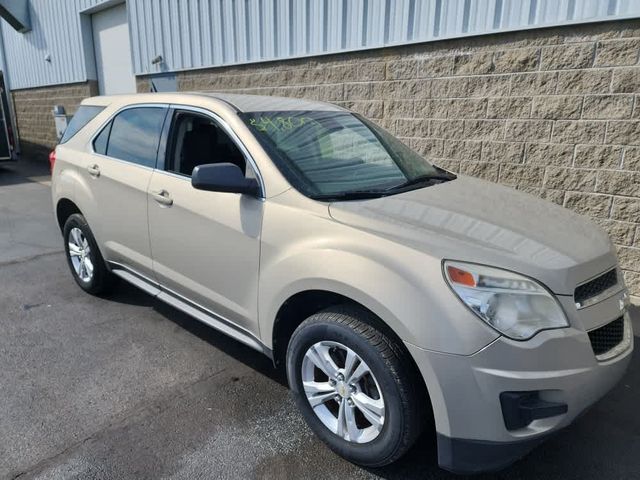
[110,265,267,354]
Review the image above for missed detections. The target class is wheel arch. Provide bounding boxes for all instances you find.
[271,289,432,421]
[56,198,82,232]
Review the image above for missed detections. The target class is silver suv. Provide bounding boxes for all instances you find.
[51,93,633,474]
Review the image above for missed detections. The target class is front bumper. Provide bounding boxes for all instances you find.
[406,310,633,474]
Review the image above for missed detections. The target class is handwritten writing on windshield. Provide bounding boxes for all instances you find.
[248,116,318,133]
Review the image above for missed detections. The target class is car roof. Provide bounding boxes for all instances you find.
[81,92,345,113]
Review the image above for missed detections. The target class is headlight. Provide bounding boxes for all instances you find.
[443,261,568,340]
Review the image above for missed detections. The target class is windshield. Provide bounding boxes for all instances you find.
[241,110,451,199]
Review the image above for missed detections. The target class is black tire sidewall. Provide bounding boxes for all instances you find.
[287,317,409,466]
[63,214,107,294]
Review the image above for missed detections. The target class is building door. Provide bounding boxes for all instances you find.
[92,3,136,95]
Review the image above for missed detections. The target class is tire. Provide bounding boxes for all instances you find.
[286,304,425,467]
[63,213,116,295]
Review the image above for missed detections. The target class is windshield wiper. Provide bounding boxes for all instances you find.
[311,190,391,201]
[385,172,456,192]
[311,171,457,201]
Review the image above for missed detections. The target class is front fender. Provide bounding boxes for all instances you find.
[261,249,416,345]
[259,246,498,355]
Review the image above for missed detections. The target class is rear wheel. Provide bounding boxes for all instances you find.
[286,305,425,467]
[63,213,116,295]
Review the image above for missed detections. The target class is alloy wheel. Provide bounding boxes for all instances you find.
[68,227,94,282]
[301,341,385,444]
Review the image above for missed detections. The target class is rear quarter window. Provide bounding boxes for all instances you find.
[60,105,104,144]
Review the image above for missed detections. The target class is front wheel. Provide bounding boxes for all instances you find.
[286,305,425,467]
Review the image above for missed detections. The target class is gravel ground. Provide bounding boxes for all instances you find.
[1,159,638,479]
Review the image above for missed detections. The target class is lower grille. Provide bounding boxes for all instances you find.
[588,317,625,357]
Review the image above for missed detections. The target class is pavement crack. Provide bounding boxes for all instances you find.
[0,250,63,268]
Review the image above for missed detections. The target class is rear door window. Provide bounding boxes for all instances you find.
[60,105,104,144]
[103,107,167,168]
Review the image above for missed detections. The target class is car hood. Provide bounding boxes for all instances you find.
[328,175,616,295]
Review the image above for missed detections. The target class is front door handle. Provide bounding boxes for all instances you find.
[87,164,100,177]
[151,189,173,206]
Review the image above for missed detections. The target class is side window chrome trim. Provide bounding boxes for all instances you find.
[153,169,191,181]
[167,103,266,199]
[87,103,170,169]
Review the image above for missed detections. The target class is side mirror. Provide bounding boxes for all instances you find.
[191,163,260,196]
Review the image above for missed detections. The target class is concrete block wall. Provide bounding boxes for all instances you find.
[165,19,640,299]
[11,81,98,159]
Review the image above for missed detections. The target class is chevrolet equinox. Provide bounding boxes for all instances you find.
[51,93,633,474]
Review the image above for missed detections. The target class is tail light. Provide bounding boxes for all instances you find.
[49,149,56,173]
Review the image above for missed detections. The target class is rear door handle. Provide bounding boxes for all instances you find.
[87,164,100,177]
[151,189,173,206]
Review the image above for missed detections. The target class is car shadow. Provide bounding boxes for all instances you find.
[0,164,36,187]
[0,158,50,187]
[106,280,640,479]
[108,280,287,387]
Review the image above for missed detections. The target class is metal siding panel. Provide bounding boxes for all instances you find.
[234,0,247,63]
[574,0,597,19]
[146,0,159,73]
[368,0,385,46]
[478,0,494,30]
[198,0,211,67]
[221,0,237,63]
[164,0,178,68]
[275,0,288,59]
[179,0,191,68]
[290,0,301,56]
[387,0,406,44]
[618,0,640,15]
[308,0,324,54]
[247,0,260,61]
[417,0,438,40]
[129,0,142,74]
[329,0,343,52]
[441,0,463,37]
[151,0,165,72]
[209,0,223,65]
[190,0,202,68]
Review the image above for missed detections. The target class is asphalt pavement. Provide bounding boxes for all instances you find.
[0,158,638,479]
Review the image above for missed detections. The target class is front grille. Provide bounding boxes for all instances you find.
[588,317,625,356]
[574,269,618,307]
